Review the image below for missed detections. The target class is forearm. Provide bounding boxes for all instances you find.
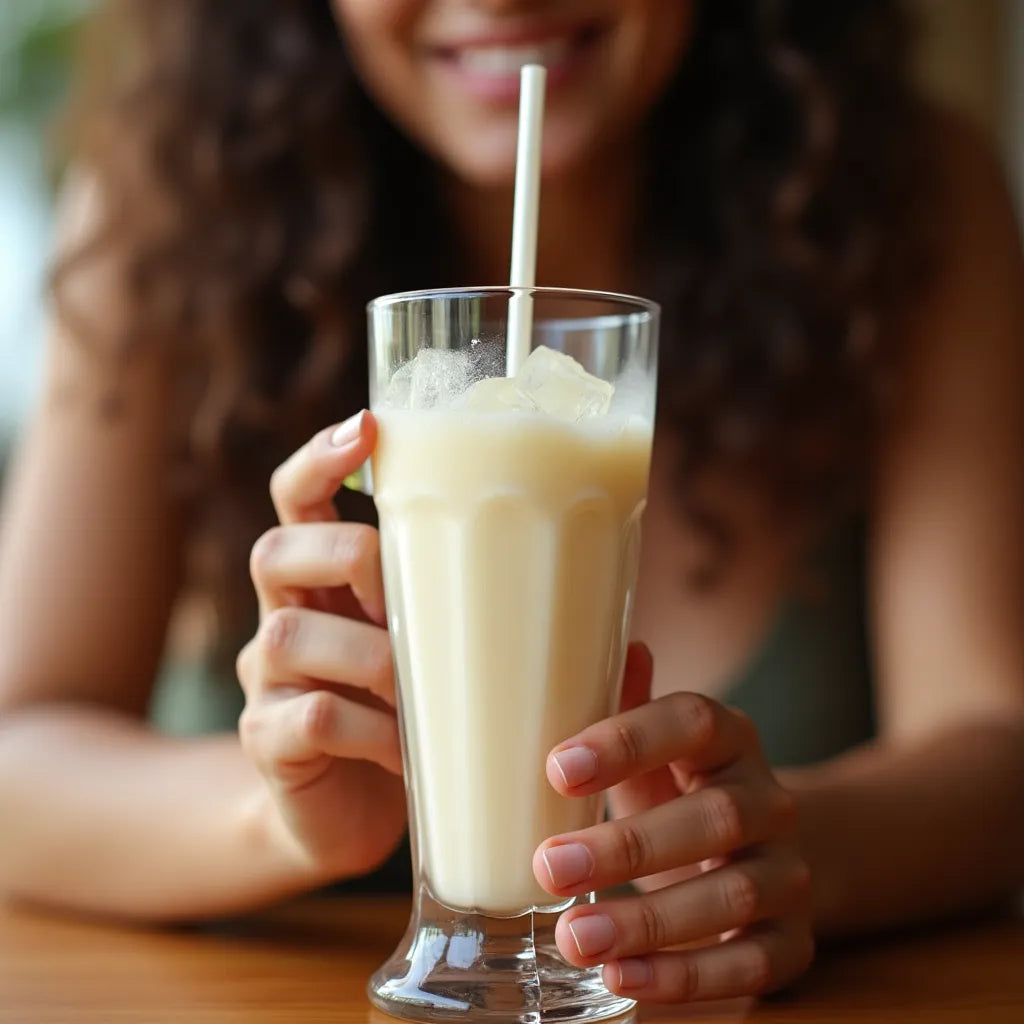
[0,704,329,921]
[781,717,1024,938]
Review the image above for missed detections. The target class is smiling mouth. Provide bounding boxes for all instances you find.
[456,36,578,75]
[428,22,608,97]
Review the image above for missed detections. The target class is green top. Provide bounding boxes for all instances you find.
[150,516,874,891]
[724,517,875,768]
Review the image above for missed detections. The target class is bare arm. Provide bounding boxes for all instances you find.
[0,708,319,920]
[0,184,402,920]
[783,118,1024,936]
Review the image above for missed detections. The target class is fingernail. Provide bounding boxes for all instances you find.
[542,843,594,889]
[551,746,598,789]
[568,914,616,958]
[331,411,365,447]
[616,957,652,990]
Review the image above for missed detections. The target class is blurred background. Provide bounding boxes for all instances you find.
[0,0,1022,463]
[1,0,91,447]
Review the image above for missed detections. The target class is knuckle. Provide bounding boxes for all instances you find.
[744,941,774,995]
[638,898,668,950]
[723,868,761,925]
[611,718,644,767]
[672,692,716,749]
[237,706,261,751]
[615,820,654,877]
[302,691,337,745]
[235,642,254,687]
[700,786,745,848]
[673,956,700,1002]
[269,463,289,507]
[337,523,380,569]
[250,526,286,581]
[261,607,301,656]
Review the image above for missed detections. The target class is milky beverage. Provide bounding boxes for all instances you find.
[372,347,652,916]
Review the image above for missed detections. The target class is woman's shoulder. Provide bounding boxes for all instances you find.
[922,104,1020,267]
[870,99,1022,540]
[866,103,1023,743]
[0,171,185,718]
[47,168,176,423]
[892,103,1022,394]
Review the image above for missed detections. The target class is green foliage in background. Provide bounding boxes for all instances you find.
[0,1,94,121]
[0,1,95,455]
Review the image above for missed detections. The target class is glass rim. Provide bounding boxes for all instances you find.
[367,284,660,318]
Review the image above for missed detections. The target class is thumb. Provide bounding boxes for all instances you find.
[619,642,654,713]
[610,642,679,816]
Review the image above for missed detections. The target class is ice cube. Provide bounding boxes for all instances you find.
[454,376,539,414]
[515,347,614,421]
[468,336,506,381]
[382,360,413,409]
[383,350,472,410]
[411,349,472,410]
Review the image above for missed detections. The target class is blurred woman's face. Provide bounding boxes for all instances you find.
[332,1,693,185]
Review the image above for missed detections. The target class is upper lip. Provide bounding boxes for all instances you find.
[426,18,607,54]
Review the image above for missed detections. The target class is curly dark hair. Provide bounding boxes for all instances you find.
[55,0,936,646]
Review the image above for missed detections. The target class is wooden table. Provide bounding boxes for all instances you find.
[1,896,1021,1023]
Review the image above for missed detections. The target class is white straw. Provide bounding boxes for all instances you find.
[506,64,546,377]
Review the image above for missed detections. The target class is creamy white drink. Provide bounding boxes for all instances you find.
[373,347,652,916]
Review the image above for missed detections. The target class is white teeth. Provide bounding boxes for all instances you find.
[456,38,572,76]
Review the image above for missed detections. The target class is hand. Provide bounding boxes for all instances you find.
[236,410,406,879]
[533,645,814,1003]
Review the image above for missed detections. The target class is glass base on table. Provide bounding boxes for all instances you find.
[368,882,636,1024]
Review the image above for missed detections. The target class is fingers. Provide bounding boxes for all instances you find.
[553,849,811,967]
[237,606,395,705]
[546,692,759,798]
[606,643,680,821]
[601,920,815,1003]
[239,689,403,783]
[270,411,376,524]
[236,602,402,785]
[250,522,386,623]
[535,781,796,895]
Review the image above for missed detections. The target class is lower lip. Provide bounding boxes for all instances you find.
[430,36,601,103]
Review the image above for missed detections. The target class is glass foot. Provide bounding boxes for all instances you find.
[369,884,636,1024]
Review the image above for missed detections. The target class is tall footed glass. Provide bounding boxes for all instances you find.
[367,287,659,1023]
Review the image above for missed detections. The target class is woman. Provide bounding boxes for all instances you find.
[0,0,1021,1005]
